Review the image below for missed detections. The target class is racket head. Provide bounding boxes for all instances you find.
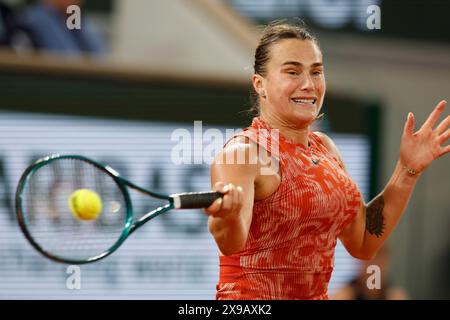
[16,155,134,264]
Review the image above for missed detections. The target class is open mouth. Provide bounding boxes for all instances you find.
[291,98,317,105]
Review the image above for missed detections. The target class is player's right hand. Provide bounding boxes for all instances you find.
[203,182,244,219]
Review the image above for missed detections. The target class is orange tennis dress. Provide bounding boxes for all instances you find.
[216,117,362,300]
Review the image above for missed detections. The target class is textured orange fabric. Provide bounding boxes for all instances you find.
[216,117,362,300]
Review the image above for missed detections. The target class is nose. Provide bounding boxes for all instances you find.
[300,74,314,92]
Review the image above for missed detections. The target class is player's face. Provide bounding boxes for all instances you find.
[255,39,326,128]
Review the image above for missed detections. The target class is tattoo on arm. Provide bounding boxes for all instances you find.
[366,195,385,237]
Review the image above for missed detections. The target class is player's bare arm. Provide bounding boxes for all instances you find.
[318,100,450,260]
[204,138,259,255]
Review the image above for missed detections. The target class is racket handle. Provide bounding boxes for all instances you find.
[171,191,223,209]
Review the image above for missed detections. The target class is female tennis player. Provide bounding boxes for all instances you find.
[204,20,450,300]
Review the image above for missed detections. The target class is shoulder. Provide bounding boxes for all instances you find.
[313,132,346,169]
[211,136,260,174]
[223,135,258,158]
[313,132,339,155]
[212,134,281,178]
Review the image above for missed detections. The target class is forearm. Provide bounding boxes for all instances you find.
[208,213,248,255]
[361,160,420,257]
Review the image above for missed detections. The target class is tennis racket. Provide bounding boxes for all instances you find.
[15,154,222,264]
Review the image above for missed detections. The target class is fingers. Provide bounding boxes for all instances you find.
[203,182,227,215]
[203,197,223,214]
[439,128,450,144]
[212,181,226,192]
[220,184,234,212]
[221,184,243,214]
[441,144,450,157]
[236,186,243,211]
[203,182,244,218]
[230,186,243,213]
[423,100,447,129]
[403,112,415,136]
[436,115,450,135]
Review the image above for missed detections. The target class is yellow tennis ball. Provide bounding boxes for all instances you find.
[68,189,103,221]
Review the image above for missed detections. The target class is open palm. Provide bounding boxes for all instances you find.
[400,100,450,174]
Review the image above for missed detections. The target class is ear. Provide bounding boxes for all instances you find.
[252,74,266,98]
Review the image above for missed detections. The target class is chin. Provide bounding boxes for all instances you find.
[289,111,318,127]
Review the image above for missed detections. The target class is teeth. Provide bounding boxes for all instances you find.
[292,98,316,104]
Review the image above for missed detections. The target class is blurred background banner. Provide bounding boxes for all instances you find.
[0,0,449,299]
[0,111,368,299]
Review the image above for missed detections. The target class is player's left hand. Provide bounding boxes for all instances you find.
[400,100,450,175]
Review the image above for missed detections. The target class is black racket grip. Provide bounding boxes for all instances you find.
[171,191,223,209]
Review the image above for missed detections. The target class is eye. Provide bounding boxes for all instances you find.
[312,70,323,76]
[287,71,300,76]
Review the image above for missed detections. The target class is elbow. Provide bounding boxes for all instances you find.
[349,249,377,261]
[215,233,248,256]
[354,253,377,261]
[219,244,245,256]
[209,228,247,256]
[208,216,249,256]
[342,237,378,260]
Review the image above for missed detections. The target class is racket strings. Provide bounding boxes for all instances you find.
[21,158,128,261]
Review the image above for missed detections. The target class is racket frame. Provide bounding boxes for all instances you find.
[16,154,176,264]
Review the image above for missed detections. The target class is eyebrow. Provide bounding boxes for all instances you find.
[281,61,323,68]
